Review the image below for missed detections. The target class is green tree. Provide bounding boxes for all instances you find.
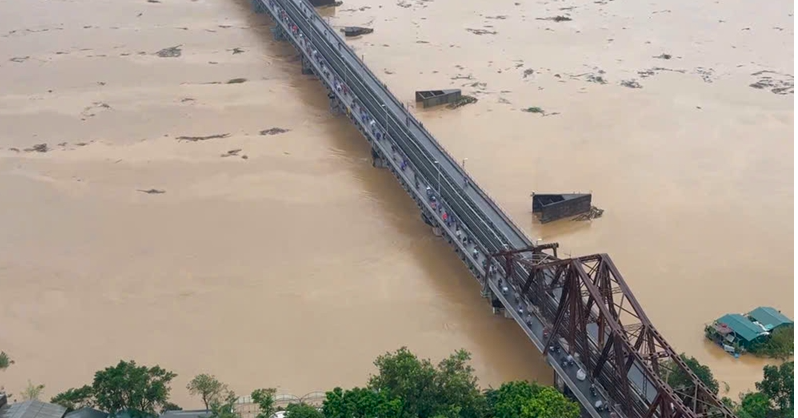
[161,403,183,414]
[209,392,240,418]
[737,392,770,418]
[521,386,580,418]
[187,374,229,411]
[322,387,403,418]
[92,360,177,417]
[432,350,486,418]
[751,326,794,360]
[662,353,720,396]
[251,388,277,418]
[0,351,13,371]
[486,381,578,418]
[755,361,793,416]
[51,385,95,412]
[21,381,46,401]
[367,347,486,418]
[284,403,323,418]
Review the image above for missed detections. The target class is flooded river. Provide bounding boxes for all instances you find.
[0,0,792,407]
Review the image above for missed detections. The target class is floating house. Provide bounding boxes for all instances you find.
[705,306,793,356]
[747,306,793,332]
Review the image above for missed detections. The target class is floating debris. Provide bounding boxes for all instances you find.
[572,206,604,221]
[221,149,242,157]
[24,143,49,153]
[155,45,182,58]
[637,67,686,78]
[749,71,794,95]
[147,0,161,3]
[340,26,374,37]
[176,133,230,142]
[586,74,607,84]
[620,79,643,89]
[536,16,572,22]
[226,78,247,84]
[446,95,478,109]
[9,56,29,63]
[8,148,20,152]
[231,47,245,54]
[260,127,290,135]
[522,106,545,114]
[466,28,497,35]
[137,189,166,194]
[694,67,715,83]
[653,53,672,60]
[523,69,534,78]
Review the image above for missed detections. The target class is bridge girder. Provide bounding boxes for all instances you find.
[495,250,737,418]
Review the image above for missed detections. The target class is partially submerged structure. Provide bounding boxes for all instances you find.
[0,399,67,418]
[705,307,793,356]
[531,192,592,223]
[340,27,374,37]
[415,89,462,108]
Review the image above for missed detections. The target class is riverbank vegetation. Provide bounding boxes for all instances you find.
[4,346,789,418]
[669,353,793,418]
[749,326,794,360]
[46,347,579,418]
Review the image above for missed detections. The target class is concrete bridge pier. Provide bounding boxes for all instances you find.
[271,26,288,41]
[252,0,265,13]
[554,370,566,392]
[491,297,504,315]
[370,148,388,168]
[301,56,314,75]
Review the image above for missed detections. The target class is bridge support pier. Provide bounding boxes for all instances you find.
[371,148,388,168]
[252,0,265,13]
[271,26,288,41]
[553,370,566,392]
[301,56,314,75]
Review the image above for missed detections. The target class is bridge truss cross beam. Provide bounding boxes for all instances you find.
[494,250,737,418]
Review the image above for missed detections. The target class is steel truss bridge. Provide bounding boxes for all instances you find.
[253,0,738,417]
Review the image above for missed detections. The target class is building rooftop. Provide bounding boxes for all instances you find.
[159,411,210,418]
[0,401,66,418]
[747,306,793,331]
[717,313,765,342]
[64,408,107,418]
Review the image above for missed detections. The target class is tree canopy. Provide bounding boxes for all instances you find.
[21,381,46,401]
[366,347,487,418]
[51,385,95,412]
[208,392,240,418]
[0,351,13,371]
[750,326,794,360]
[284,403,324,418]
[322,387,402,418]
[187,374,229,411]
[50,360,177,417]
[486,381,579,418]
[755,361,793,416]
[726,361,794,418]
[662,353,720,396]
[251,388,277,418]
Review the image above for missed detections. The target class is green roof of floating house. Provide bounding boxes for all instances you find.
[747,306,793,331]
[716,313,764,342]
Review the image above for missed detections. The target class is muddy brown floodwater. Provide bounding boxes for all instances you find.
[0,0,792,408]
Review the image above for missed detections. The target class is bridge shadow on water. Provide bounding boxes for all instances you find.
[227,0,552,386]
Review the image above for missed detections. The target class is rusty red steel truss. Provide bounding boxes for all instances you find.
[491,248,737,418]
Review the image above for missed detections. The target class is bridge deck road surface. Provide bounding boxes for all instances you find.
[264,0,665,416]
